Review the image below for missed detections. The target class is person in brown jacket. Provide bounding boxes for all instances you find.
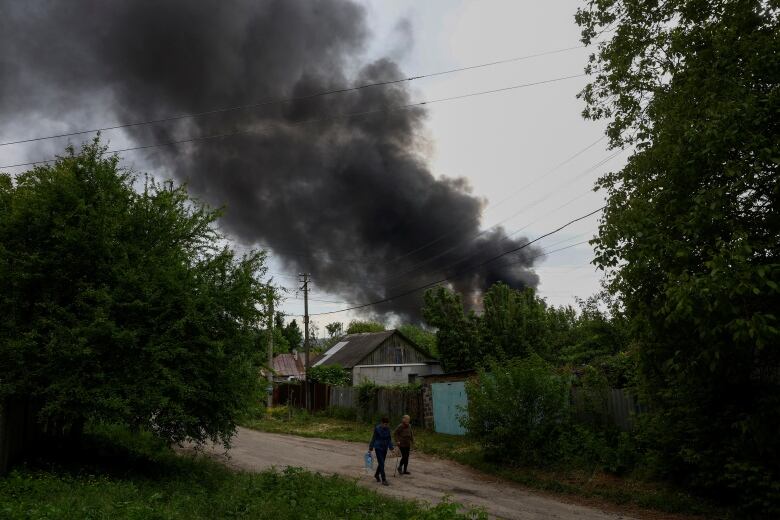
[393,414,414,475]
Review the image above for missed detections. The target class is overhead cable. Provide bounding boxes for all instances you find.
[0,44,587,148]
[308,206,604,316]
[0,72,586,170]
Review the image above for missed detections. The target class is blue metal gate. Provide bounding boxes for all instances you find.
[431,382,467,435]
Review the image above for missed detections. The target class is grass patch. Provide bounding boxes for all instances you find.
[0,423,481,519]
[243,409,731,519]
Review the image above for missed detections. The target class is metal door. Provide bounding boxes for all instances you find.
[431,381,467,435]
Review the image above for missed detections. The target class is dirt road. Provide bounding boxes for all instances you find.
[203,427,635,520]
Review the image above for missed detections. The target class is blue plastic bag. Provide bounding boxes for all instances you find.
[364,451,373,473]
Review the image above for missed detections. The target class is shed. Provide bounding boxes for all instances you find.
[314,330,442,385]
[271,351,306,382]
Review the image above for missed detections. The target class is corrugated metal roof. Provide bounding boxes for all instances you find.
[316,331,395,369]
[273,353,305,379]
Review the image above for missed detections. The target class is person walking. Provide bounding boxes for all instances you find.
[393,414,414,475]
[368,416,394,485]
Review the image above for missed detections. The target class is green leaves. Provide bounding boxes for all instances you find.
[345,320,386,334]
[0,140,270,447]
[464,356,570,465]
[578,1,780,513]
[308,364,351,386]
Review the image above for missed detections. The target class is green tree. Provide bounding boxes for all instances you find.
[577,1,779,511]
[556,295,633,388]
[325,322,344,339]
[282,319,303,350]
[258,327,290,355]
[398,324,437,357]
[0,141,267,447]
[274,311,286,331]
[480,283,570,360]
[345,320,385,334]
[422,287,481,371]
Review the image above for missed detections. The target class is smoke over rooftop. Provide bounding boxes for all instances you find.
[0,0,540,319]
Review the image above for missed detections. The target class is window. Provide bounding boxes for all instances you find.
[394,347,403,364]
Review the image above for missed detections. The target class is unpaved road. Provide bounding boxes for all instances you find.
[203,427,636,520]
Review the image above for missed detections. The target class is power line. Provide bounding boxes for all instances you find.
[308,206,604,316]
[379,149,618,286]
[0,72,586,170]
[379,136,606,267]
[252,136,608,270]
[0,44,588,148]
[278,238,595,315]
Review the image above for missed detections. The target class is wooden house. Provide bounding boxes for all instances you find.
[313,330,442,385]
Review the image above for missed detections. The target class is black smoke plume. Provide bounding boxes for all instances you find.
[0,0,540,319]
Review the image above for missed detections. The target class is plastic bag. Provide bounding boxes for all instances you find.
[364,451,373,473]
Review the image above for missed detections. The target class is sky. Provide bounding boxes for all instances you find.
[0,0,624,331]
[281,0,620,327]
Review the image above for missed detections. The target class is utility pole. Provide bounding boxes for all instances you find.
[266,289,274,410]
[299,273,311,410]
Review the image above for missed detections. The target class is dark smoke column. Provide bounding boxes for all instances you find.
[0,0,540,319]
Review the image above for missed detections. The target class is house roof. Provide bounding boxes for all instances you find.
[273,353,305,379]
[315,330,396,369]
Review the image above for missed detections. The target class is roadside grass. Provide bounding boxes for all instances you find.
[0,423,481,519]
[243,407,731,520]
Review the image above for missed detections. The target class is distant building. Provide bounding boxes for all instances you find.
[269,349,326,382]
[271,351,306,382]
[314,330,442,385]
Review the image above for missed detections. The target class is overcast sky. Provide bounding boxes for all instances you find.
[279,0,620,327]
[0,0,623,331]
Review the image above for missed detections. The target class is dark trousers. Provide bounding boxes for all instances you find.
[374,449,387,482]
[398,446,410,472]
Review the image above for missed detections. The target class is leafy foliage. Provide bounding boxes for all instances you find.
[397,324,437,356]
[325,321,344,338]
[356,380,379,414]
[345,320,386,334]
[463,357,570,465]
[0,423,478,519]
[577,0,780,513]
[422,287,481,371]
[308,364,351,386]
[0,141,267,447]
[423,284,630,377]
[281,319,303,350]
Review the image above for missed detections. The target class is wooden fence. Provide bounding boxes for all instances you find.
[328,386,425,426]
[273,382,331,411]
[276,382,644,433]
[571,387,647,432]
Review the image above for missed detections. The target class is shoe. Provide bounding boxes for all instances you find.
[375,475,380,482]
[403,471,411,475]
[382,481,389,486]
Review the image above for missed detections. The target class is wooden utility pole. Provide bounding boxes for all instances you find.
[299,273,311,410]
[266,290,274,409]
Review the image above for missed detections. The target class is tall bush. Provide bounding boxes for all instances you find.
[463,356,570,464]
[308,364,351,386]
[0,141,266,448]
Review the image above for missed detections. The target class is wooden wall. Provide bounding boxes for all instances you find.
[360,333,430,365]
